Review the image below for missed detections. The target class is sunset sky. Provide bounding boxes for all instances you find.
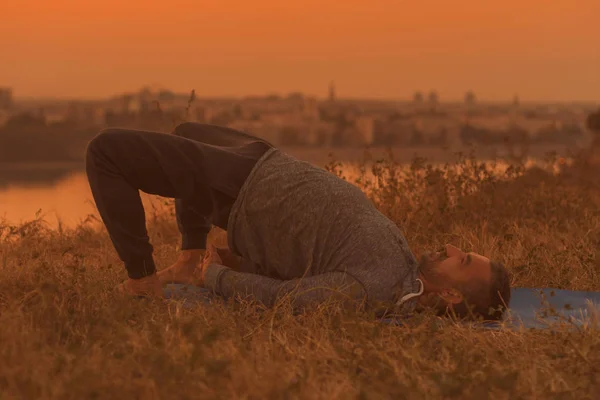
[1,0,599,102]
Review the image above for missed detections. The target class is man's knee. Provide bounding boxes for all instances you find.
[86,128,125,157]
[173,122,208,139]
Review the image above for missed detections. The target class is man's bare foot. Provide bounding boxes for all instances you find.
[117,272,164,298]
[157,249,205,285]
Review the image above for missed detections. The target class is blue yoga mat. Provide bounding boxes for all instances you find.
[163,284,600,330]
[504,287,600,329]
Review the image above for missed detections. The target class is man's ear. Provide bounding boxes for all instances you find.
[438,288,463,305]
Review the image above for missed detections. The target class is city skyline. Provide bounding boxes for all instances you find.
[8,85,598,106]
[2,0,599,102]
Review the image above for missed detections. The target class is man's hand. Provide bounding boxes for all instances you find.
[214,246,243,270]
[158,244,238,287]
[195,244,222,286]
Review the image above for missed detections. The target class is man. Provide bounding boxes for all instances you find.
[86,122,511,320]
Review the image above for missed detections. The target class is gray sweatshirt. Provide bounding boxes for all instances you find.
[203,148,423,316]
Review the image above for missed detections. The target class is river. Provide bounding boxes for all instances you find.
[0,144,570,229]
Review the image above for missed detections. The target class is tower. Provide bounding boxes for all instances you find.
[328,81,336,102]
[464,90,476,107]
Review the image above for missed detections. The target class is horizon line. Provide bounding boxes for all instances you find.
[12,92,600,106]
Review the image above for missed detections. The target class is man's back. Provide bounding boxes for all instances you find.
[225,148,421,311]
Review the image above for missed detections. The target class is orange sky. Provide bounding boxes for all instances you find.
[1,0,599,102]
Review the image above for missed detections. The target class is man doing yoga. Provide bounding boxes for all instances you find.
[85,122,511,320]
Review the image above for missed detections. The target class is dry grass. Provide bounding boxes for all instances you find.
[1,148,600,399]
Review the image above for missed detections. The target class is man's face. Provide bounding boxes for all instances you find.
[419,244,492,304]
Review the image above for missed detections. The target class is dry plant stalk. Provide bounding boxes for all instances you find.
[1,149,600,399]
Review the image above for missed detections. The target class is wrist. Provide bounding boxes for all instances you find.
[202,263,230,292]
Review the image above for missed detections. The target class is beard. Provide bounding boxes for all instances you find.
[417,250,453,314]
[418,249,449,285]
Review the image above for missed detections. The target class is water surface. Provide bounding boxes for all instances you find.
[0,145,566,229]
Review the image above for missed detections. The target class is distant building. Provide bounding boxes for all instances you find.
[354,116,375,145]
[428,91,439,106]
[138,87,154,103]
[329,81,336,102]
[0,87,13,109]
[513,94,520,107]
[303,96,319,121]
[227,120,280,144]
[201,106,215,123]
[41,108,66,125]
[464,90,476,107]
[122,94,133,113]
[65,101,103,125]
[413,91,424,104]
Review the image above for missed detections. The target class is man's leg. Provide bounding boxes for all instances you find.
[85,126,269,295]
[170,122,271,251]
[159,123,272,283]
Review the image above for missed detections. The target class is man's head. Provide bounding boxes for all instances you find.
[417,244,511,321]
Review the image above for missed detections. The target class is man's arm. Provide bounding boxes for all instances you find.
[203,264,368,311]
